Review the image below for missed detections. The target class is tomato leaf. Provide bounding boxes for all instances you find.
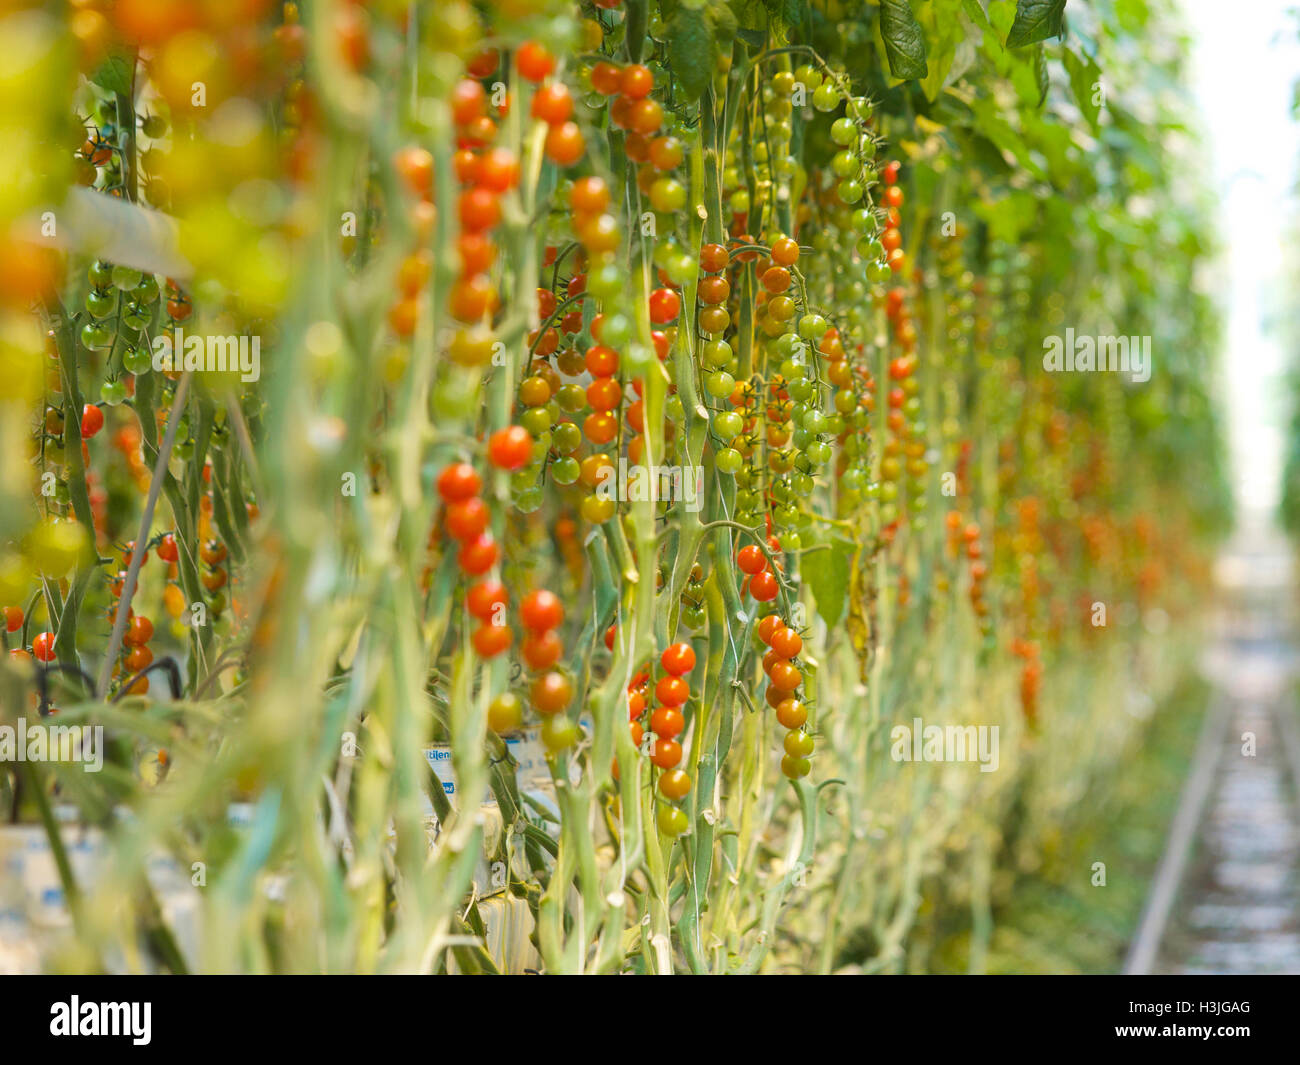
[1062,45,1102,131]
[961,0,993,33]
[670,5,717,100]
[803,536,856,630]
[90,50,135,98]
[878,0,929,80]
[1006,0,1066,48]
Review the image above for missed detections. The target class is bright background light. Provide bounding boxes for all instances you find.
[1183,0,1300,521]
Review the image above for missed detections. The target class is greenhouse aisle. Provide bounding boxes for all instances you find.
[1130,519,1300,974]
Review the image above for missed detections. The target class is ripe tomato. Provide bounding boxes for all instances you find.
[737,545,766,574]
[473,622,513,658]
[81,403,104,438]
[516,40,555,82]
[476,147,519,192]
[584,344,618,376]
[749,570,779,602]
[648,287,680,324]
[32,631,56,662]
[768,659,801,692]
[530,670,572,714]
[769,626,802,659]
[459,187,501,232]
[487,426,533,470]
[3,605,22,633]
[394,146,434,198]
[658,768,691,801]
[457,533,499,575]
[437,462,482,503]
[655,675,689,707]
[650,706,685,740]
[621,64,654,99]
[522,629,564,670]
[591,61,622,95]
[445,497,489,541]
[770,236,800,266]
[651,737,683,769]
[451,78,486,126]
[466,579,508,621]
[531,82,573,125]
[544,121,585,166]
[569,175,609,214]
[125,615,154,646]
[126,644,154,672]
[520,588,564,632]
[776,698,807,730]
[660,642,695,676]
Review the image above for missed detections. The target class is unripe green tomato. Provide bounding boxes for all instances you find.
[788,378,814,402]
[520,406,552,436]
[703,339,732,369]
[712,410,743,438]
[781,754,811,779]
[657,804,689,837]
[798,314,828,340]
[111,264,142,290]
[704,371,734,399]
[88,259,114,287]
[513,486,544,513]
[805,441,831,467]
[123,345,151,375]
[551,456,580,485]
[86,288,116,318]
[553,421,582,453]
[432,374,479,420]
[785,729,815,758]
[715,447,743,475]
[100,378,127,405]
[794,64,822,90]
[588,262,623,299]
[837,179,864,204]
[830,117,856,145]
[666,394,685,422]
[541,715,581,752]
[812,82,839,111]
[601,313,632,348]
[556,383,586,413]
[831,149,858,178]
[81,321,114,349]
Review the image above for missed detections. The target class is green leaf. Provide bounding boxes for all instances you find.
[878,0,929,80]
[961,0,994,33]
[90,50,135,98]
[803,537,856,630]
[711,0,739,55]
[669,6,716,100]
[1062,46,1102,131]
[1034,42,1048,107]
[1006,0,1066,48]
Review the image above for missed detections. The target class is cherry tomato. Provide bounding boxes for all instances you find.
[650,706,685,740]
[438,462,482,503]
[520,588,564,632]
[81,403,104,438]
[32,631,56,662]
[660,642,695,676]
[530,670,572,714]
[487,426,533,470]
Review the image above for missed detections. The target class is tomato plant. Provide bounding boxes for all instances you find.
[0,0,1231,975]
